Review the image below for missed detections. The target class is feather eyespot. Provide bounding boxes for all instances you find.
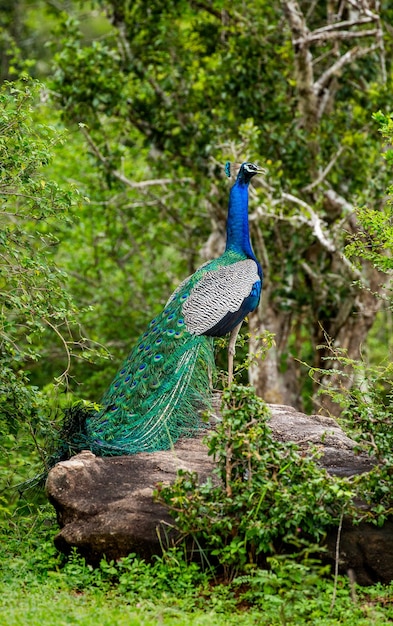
[167,329,175,336]
[138,364,147,371]
[138,343,145,351]
[177,318,184,326]
[154,354,163,362]
[119,368,126,375]
[155,337,163,345]
[144,345,151,352]
[124,375,131,382]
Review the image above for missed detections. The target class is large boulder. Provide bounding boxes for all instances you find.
[47,403,393,585]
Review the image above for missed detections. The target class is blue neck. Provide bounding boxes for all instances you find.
[225,180,255,258]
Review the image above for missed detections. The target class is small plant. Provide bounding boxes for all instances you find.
[309,347,393,525]
[156,384,352,580]
[233,554,330,623]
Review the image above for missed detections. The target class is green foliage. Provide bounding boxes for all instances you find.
[2,0,392,411]
[0,77,112,498]
[1,509,393,625]
[0,79,75,425]
[309,347,393,525]
[38,0,393,409]
[345,112,393,273]
[156,385,352,578]
[310,112,393,525]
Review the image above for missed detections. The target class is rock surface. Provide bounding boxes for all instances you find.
[47,403,393,585]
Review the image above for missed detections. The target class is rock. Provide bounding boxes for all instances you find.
[326,519,393,587]
[267,404,375,477]
[47,403,392,585]
[47,436,214,564]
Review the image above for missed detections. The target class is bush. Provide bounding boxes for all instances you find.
[156,384,353,579]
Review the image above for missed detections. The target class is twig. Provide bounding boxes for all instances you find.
[314,43,379,96]
[79,125,191,188]
[347,568,358,605]
[282,192,336,253]
[295,28,378,45]
[42,317,71,387]
[302,146,344,192]
[309,16,377,36]
[330,510,344,615]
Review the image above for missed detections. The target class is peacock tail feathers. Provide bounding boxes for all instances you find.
[84,275,216,455]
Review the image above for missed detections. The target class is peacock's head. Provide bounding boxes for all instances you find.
[237,162,263,184]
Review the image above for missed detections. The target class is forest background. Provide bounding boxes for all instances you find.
[1,2,393,624]
[2,0,393,461]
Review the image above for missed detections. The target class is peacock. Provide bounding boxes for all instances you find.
[49,161,263,464]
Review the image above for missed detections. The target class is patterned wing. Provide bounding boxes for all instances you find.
[182,259,261,336]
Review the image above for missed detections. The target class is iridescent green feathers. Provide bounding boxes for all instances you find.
[83,246,257,455]
[85,268,217,454]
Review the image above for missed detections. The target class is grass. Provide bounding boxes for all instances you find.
[0,505,393,626]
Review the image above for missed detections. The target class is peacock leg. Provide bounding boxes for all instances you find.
[228,322,243,386]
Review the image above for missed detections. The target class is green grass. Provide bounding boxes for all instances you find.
[0,507,392,626]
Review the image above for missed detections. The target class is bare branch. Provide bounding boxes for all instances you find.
[42,317,71,387]
[282,192,337,253]
[79,125,191,189]
[314,43,380,96]
[254,197,362,280]
[295,28,378,45]
[346,0,376,19]
[375,0,387,83]
[323,189,354,215]
[281,0,317,128]
[311,16,377,36]
[302,146,345,192]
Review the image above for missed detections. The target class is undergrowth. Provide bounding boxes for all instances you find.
[309,346,393,525]
[1,383,393,625]
[156,384,353,580]
[0,508,393,626]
